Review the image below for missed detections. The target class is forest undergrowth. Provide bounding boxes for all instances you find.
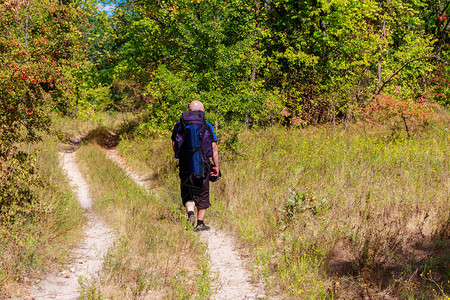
[116,117,449,299]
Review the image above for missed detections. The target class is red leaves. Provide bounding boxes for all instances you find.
[360,93,440,126]
[0,1,85,143]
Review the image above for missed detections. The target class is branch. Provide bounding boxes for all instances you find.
[441,2,450,15]
[439,2,450,33]
[375,56,447,95]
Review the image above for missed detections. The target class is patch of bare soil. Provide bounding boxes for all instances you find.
[104,149,267,300]
[104,149,151,191]
[24,152,115,300]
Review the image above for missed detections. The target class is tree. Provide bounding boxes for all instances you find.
[0,0,84,214]
[103,0,270,128]
[95,0,447,127]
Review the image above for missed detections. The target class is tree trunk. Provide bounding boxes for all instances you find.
[251,0,261,83]
[377,13,387,90]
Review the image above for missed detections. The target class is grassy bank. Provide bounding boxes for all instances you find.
[215,123,449,299]
[76,144,211,299]
[0,133,84,298]
[117,121,449,299]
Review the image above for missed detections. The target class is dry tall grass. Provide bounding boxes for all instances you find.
[115,119,449,299]
[211,122,449,299]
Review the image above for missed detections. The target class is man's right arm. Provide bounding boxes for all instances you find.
[171,123,180,155]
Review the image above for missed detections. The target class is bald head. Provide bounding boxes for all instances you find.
[189,101,204,111]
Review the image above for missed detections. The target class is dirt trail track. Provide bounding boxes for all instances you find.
[199,229,265,299]
[105,149,267,300]
[27,152,115,300]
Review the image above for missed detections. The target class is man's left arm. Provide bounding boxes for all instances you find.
[211,142,220,176]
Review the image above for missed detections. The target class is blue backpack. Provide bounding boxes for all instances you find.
[173,110,214,179]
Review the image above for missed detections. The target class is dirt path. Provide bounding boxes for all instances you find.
[199,229,266,299]
[27,152,115,300]
[105,149,266,300]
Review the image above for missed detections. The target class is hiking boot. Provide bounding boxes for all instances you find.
[195,223,210,232]
[188,214,196,227]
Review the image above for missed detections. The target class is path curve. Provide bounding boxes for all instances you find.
[27,152,115,299]
[105,149,266,300]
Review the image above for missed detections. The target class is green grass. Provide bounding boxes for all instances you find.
[0,133,84,298]
[115,120,449,299]
[76,143,211,299]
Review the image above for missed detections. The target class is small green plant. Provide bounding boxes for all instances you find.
[279,189,329,224]
[78,276,102,300]
[0,269,5,295]
[195,256,212,300]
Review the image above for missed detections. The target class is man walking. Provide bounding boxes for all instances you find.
[171,101,220,231]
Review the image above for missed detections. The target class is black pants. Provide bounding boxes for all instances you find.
[179,172,211,209]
